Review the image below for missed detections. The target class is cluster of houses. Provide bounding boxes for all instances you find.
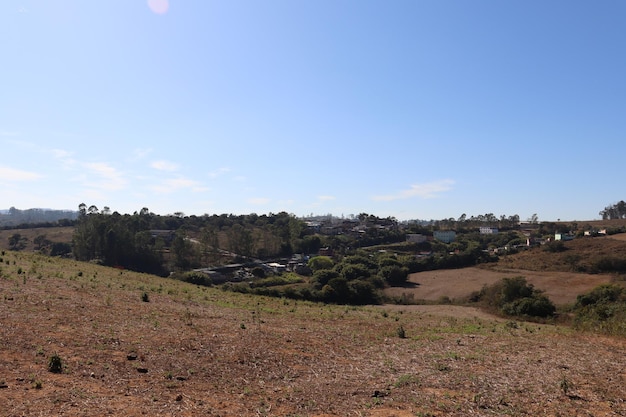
[408,224,608,247]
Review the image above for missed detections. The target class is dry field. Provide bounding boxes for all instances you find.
[385,235,626,306]
[0,227,74,252]
[1,251,626,416]
[385,267,614,306]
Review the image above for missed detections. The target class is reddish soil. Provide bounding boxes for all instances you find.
[1,252,626,416]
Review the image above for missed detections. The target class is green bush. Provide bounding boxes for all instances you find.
[472,276,556,318]
[175,271,212,287]
[307,256,334,271]
[573,284,626,336]
[48,354,64,373]
[312,269,339,287]
[379,265,409,286]
[502,295,555,317]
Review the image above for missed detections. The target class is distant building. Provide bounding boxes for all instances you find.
[433,230,456,243]
[406,233,427,244]
[479,227,499,234]
[555,233,574,241]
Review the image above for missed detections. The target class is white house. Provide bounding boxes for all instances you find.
[555,233,574,241]
[479,227,499,234]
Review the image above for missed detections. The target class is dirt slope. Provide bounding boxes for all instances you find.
[1,251,626,416]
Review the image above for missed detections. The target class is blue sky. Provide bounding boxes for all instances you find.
[1,1,624,221]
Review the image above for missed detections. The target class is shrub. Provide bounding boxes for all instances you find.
[543,241,566,253]
[379,265,409,286]
[48,354,64,373]
[141,292,150,302]
[180,271,212,287]
[312,269,339,287]
[472,276,556,318]
[573,284,626,336]
[397,325,406,339]
[592,257,626,274]
[576,284,624,307]
[502,295,556,318]
[307,256,334,271]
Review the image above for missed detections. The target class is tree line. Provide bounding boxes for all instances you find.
[600,201,626,220]
[71,204,320,275]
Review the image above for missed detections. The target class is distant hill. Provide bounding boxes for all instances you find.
[0,207,78,227]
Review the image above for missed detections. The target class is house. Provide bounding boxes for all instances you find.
[433,230,456,243]
[479,227,499,234]
[555,233,574,241]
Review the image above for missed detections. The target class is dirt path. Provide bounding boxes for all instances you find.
[384,267,614,305]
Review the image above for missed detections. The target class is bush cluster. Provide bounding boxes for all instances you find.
[471,276,556,318]
[573,284,626,336]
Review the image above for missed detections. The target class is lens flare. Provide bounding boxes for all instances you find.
[147,0,169,15]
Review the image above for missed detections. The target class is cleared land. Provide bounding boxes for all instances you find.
[385,267,613,306]
[1,251,626,416]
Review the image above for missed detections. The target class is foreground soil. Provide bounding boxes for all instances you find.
[1,252,626,416]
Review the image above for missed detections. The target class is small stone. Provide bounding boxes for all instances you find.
[137,368,148,374]
[127,353,138,361]
[175,394,183,401]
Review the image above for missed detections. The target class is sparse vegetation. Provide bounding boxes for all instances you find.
[0,251,625,415]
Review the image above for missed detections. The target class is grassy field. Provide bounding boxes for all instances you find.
[1,250,625,416]
[0,227,74,252]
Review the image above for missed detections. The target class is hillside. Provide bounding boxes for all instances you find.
[1,251,625,416]
[387,235,626,306]
[494,234,626,273]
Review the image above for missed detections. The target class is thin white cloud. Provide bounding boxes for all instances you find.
[248,197,271,205]
[132,148,153,160]
[318,195,336,201]
[0,165,42,181]
[83,162,127,191]
[207,167,231,179]
[51,149,72,159]
[151,160,179,172]
[51,148,76,168]
[0,131,20,137]
[151,176,208,194]
[372,179,455,201]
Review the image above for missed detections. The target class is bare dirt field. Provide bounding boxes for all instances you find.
[1,251,626,416]
[385,267,615,306]
[608,232,626,242]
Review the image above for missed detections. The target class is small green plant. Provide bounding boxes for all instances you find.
[141,292,150,302]
[396,325,406,339]
[394,374,419,388]
[240,323,246,330]
[33,379,43,389]
[560,376,571,396]
[48,354,64,373]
